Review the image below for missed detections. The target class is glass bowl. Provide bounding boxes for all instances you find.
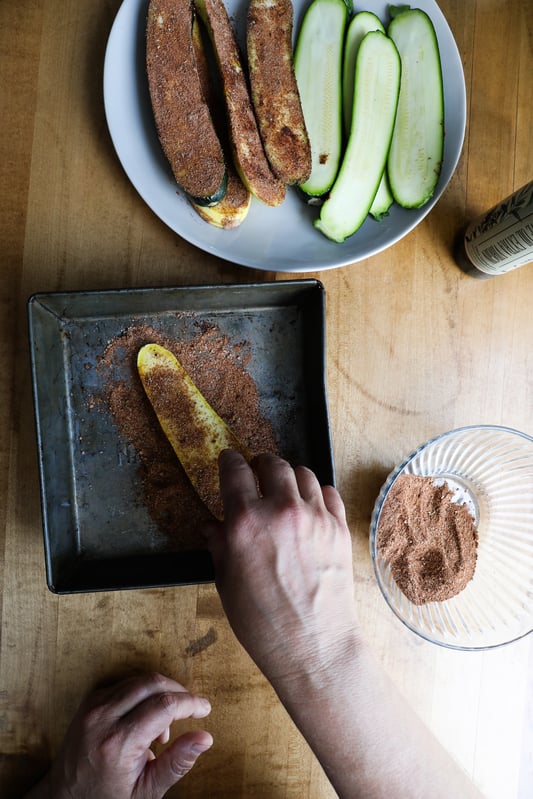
[369,426,533,649]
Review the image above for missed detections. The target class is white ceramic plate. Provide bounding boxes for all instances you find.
[103,0,466,272]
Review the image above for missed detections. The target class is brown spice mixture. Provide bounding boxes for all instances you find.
[93,320,278,549]
[376,475,478,605]
[247,0,311,185]
[200,0,286,206]
[146,0,226,198]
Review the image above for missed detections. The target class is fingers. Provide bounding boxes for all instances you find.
[123,690,211,752]
[89,672,192,719]
[252,453,300,501]
[218,450,348,527]
[142,730,213,797]
[293,464,324,503]
[322,484,347,525]
[218,450,259,515]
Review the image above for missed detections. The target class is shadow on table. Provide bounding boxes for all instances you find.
[0,750,50,799]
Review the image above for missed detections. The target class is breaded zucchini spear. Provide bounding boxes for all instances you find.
[247,0,311,186]
[146,0,226,205]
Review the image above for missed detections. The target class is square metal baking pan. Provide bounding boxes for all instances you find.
[28,280,334,593]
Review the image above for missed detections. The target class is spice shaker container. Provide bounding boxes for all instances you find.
[455,180,533,278]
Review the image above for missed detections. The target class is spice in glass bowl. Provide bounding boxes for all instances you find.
[375,474,479,605]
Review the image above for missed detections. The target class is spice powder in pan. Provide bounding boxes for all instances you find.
[93,320,279,549]
[376,474,479,605]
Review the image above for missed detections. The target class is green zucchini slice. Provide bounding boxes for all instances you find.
[387,8,444,208]
[294,0,347,198]
[342,11,385,136]
[315,31,401,243]
[342,11,393,222]
[369,171,395,221]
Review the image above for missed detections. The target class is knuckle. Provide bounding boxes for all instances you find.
[80,704,105,733]
[169,752,197,779]
[145,671,168,689]
[228,503,262,541]
[156,691,180,713]
[97,729,124,767]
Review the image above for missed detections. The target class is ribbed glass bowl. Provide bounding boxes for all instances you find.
[369,426,533,649]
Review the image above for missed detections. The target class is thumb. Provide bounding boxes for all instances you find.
[141,731,213,797]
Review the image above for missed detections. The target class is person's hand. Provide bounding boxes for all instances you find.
[203,450,359,690]
[26,672,212,799]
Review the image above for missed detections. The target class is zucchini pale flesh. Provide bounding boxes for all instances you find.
[342,12,393,221]
[387,8,444,208]
[315,31,401,243]
[342,11,385,136]
[137,344,250,520]
[294,0,347,198]
[369,171,394,221]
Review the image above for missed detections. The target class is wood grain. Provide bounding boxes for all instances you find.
[1,1,532,798]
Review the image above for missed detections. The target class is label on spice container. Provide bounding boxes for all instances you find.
[464,181,533,275]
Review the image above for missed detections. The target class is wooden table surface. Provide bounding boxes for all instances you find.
[1,1,532,797]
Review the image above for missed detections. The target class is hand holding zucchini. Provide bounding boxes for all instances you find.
[137,343,250,520]
[247,0,311,186]
[146,0,227,206]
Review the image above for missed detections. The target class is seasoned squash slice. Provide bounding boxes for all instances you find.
[137,344,250,519]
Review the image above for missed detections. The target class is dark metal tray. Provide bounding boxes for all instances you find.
[28,280,334,593]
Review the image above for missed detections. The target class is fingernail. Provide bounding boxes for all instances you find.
[200,697,211,712]
[191,741,212,755]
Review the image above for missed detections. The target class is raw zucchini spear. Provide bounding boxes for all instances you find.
[369,170,394,221]
[137,344,250,520]
[294,0,347,198]
[387,7,444,208]
[315,31,401,242]
[342,11,385,136]
[342,11,393,221]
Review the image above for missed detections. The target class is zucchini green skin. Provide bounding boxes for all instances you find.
[189,172,228,207]
[387,8,444,209]
[369,170,394,220]
[315,31,401,243]
[294,0,347,198]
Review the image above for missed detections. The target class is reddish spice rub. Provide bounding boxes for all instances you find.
[146,0,226,200]
[138,344,250,520]
[94,321,279,549]
[376,474,479,605]
[190,16,251,228]
[195,0,286,206]
[247,0,311,185]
